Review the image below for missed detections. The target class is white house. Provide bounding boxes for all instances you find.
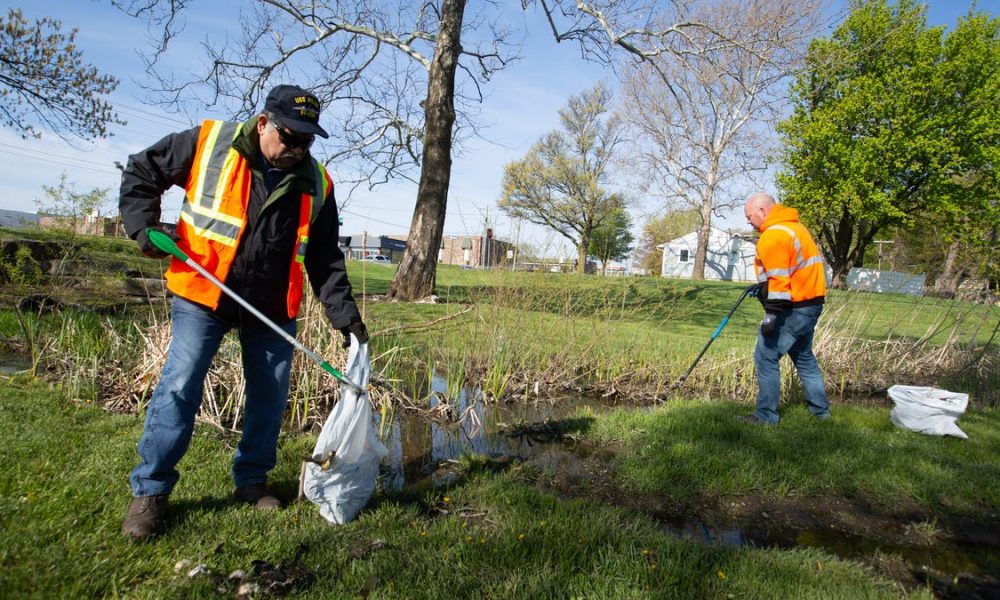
[657,227,757,282]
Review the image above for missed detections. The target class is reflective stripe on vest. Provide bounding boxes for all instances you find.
[180,121,244,246]
[285,159,333,316]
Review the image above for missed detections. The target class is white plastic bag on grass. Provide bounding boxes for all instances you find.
[888,385,969,439]
[302,336,388,524]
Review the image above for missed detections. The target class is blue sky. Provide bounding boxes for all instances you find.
[1,0,997,259]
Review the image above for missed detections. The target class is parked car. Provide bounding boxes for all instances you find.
[360,255,392,263]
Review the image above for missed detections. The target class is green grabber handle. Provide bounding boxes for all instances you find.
[146,228,364,393]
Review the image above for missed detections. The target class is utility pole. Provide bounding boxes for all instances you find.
[481,206,490,268]
[873,239,894,272]
[512,218,522,272]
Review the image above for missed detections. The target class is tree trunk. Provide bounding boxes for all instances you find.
[576,238,589,274]
[822,208,858,289]
[691,196,714,280]
[934,240,961,296]
[386,0,466,301]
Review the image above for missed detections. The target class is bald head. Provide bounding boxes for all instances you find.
[744,193,776,232]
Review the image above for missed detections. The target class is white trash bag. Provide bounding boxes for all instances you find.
[888,384,969,439]
[302,335,388,524]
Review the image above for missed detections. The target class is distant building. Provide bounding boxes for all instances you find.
[36,211,125,237]
[657,227,756,282]
[344,233,407,262]
[847,268,924,296]
[0,209,40,229]
[439,230,514,268]
[342,230,515,267]
[598,260,628,276]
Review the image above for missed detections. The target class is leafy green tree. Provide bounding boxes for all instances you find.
[634,209,701,275]
[588,206,633,275]
[0,8,124,140]
[500,83,625,274]
[932,10,1000,293]
[777,0,1000,287]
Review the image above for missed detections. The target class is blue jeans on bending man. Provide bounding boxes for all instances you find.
[752,304,830,424]
[129,296,296,497]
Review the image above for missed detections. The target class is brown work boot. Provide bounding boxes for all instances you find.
[122,495,168,540]
[233,484,282,510]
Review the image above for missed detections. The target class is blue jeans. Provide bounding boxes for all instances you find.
[130,297,295,497]
[753,304,830,424]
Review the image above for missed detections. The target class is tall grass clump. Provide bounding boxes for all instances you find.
[814,290,1000,405]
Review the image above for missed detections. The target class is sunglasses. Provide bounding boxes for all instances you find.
[269,120,314,150]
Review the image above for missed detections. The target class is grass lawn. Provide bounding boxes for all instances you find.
[586,400,1000,516]
[2,233,997,596]
[0,378,930,599]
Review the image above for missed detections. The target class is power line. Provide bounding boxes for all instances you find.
[0,144,120,175]
[339,209,409,231]
[339,208,478,238]
[112,100,193,128]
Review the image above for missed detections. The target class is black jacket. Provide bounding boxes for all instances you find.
[119,118,362,329]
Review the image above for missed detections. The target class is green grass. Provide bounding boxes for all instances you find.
[1,238,993,596]
[354,270,998,404]
[585,401,1000,515]
[0,379,928,599]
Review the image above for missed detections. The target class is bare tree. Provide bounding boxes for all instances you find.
[618,0,824,279]
[111,0,757,299]
[389,0,465,299]
[500,83,626,274]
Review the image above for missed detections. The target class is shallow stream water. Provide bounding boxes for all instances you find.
[377,374,609,490]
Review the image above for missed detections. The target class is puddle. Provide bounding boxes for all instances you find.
[377,373,607,490]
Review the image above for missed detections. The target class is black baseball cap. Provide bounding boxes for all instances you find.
[264,85,329,138]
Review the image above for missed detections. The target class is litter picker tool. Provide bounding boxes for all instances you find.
[146,228,363,392]
[671,283,758,390]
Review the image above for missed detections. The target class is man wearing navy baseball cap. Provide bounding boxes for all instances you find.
[264,84,330,139]
[117,84,367,539]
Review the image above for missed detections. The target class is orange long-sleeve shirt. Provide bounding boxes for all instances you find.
[754,205,826,313]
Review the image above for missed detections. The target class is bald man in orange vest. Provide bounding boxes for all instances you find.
[740,192,831,425]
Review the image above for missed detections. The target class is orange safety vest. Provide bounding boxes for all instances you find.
[754,205,826,304]
[166,120,332,318]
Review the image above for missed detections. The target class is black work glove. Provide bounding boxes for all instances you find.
[754,281,768,307]
[340,321,369,348]
[760,313,778,337]
[136,223,180,259]
[748,282,763,298]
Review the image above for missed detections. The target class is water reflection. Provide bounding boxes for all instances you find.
[378,373,603,490]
